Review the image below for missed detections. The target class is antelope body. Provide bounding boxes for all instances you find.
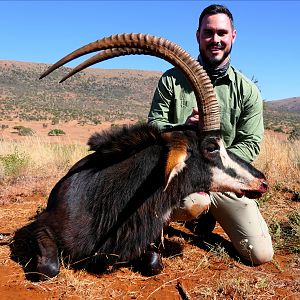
[35,33,268,279]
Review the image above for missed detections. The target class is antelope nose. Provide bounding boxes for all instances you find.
[261,181,268,192]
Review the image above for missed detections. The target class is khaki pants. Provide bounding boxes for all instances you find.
[171,192,274,265]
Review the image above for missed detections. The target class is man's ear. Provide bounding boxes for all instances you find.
[196,30,200,44]
[164,143,190,191]
[232,29,237,44]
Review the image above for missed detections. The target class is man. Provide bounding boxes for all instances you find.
[148,4,273,265]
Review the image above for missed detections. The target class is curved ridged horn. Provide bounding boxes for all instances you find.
[40,33,220,132]
[58,48,151,83]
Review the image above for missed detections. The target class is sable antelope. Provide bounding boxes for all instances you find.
[35,33,268,279]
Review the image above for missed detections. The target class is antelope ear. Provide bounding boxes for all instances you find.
[164,146,190,191]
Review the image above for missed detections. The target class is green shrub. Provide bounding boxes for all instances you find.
[91,118,101,125]
[13,125,34,136]
[51,117,60,125]
[48,129,66,136]
[13,125,24,131]
[288,210,300,253]
[0,147,30,178]
[288,128,300,143]
[273,126,284,133]
[292,191,300,202]
[269,209,300,253]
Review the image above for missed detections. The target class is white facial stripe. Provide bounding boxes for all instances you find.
[218,141,256,183]
[209,140,257,192]
[219,141,234,168]
[210,166,246,192]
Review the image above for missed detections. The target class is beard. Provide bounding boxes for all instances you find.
[200,43,232,69]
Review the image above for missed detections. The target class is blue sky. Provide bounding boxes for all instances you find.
[1,1,299,101]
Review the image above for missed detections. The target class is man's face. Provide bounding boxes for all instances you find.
[196,13,236,67]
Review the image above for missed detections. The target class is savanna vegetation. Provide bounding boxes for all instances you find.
[0,61,159,125]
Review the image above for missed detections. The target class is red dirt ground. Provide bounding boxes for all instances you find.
[0,121,300,299]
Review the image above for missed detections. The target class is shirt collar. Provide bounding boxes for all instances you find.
[197,54,233,84]
[213,66,235,85]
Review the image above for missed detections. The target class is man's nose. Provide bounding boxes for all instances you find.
[212,33,221,43]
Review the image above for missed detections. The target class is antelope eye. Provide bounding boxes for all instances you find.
[206,143,219,153]
[187,146,193,154]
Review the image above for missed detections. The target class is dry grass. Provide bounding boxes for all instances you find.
[255,132,300,188]
[0,130,300,299]
[0,136,88,176]
[0,136,88,203]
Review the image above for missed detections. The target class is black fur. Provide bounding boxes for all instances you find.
[33,123,268,279]
[34,124,215,278]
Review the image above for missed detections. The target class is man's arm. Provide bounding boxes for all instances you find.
[227,84,264,162]
[148,69,198,130]
[148,72,175,130]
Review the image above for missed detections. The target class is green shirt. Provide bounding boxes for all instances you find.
[148,66,264,162]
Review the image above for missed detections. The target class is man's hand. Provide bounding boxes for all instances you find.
[185,107,200,125]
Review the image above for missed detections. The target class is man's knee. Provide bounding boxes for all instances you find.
[236,236,274,265]
[171,192,211,221]
[210,192,274,265]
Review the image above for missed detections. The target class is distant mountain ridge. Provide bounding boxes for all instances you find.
[264,97,300,132]
[0,60,162,124]
[0,60,299,131]
[266,97,300,112]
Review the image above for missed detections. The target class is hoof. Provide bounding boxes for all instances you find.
[185,211,216,238]
[140,251,163,276]
[37,256,60,281]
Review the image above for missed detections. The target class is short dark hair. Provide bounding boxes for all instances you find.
[198,4,234,31]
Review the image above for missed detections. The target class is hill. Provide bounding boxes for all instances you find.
[266,97,300,112]
[0,60,299,133]
[0,60,162,124]
[264,97,300,133]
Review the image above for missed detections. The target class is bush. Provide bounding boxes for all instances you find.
[48,129,66,136]
[0,147,30,178]
[269,209,300,253]
[91,118,101,125]
[51,117,60,125]
[288,128,300,143]
[13,125,34,136]
[273,126,284,133]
